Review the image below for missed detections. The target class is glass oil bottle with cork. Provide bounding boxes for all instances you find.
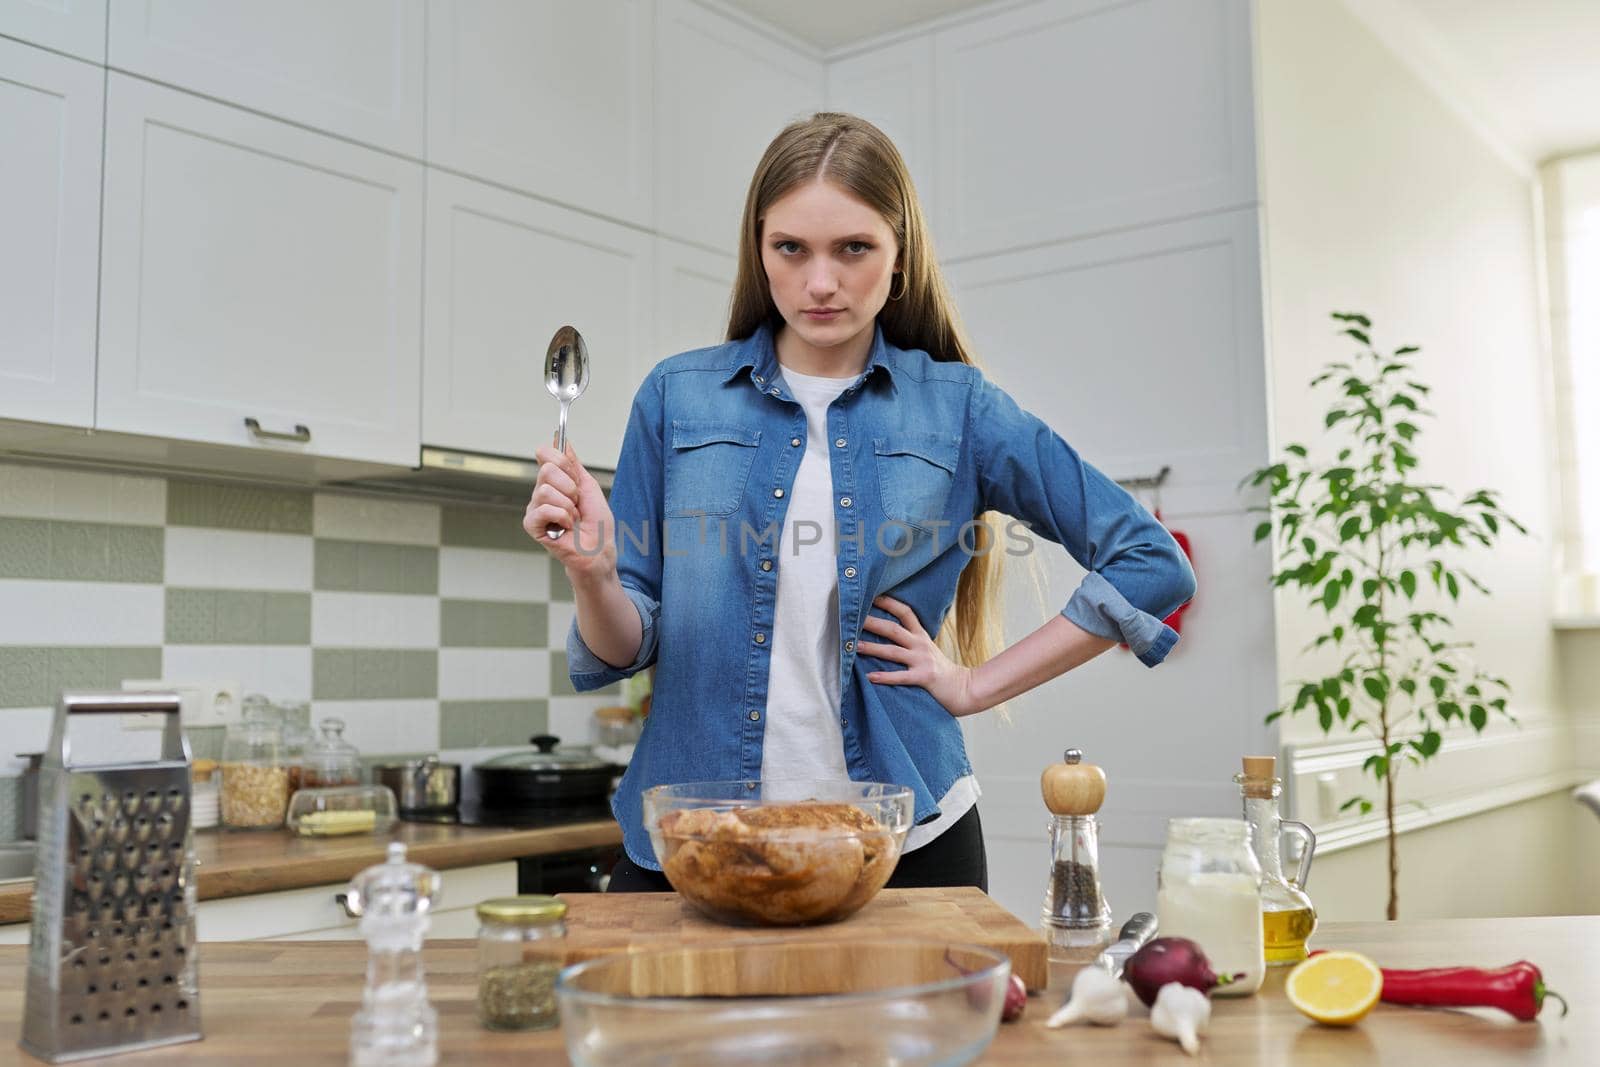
[1236,755,1318,964]
[1039,748,1113,962]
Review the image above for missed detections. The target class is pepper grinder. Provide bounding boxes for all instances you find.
[1039,748,1113,962]
[345,843,441,1067]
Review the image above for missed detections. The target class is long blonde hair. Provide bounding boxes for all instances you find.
[726,112,1026,685]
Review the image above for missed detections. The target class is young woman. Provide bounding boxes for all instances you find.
[525,113,1195,892]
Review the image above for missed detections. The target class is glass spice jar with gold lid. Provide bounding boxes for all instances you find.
[476,895,568,1031]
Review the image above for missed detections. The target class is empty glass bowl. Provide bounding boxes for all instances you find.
[556,940,1011,1067]
[642,780,915,925]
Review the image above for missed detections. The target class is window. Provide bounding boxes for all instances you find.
[1542,153,1600,618]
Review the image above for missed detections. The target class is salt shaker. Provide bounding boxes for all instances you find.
[345,843,441,1067]
[1039,748,1113,962]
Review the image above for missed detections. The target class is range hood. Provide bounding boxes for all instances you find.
[329,446,614,505]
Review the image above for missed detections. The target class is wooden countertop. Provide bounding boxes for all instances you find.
[0,818,623,924]
[3,915,1592,1064]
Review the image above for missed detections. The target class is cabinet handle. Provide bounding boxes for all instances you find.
[244,417,312,444]
[335,892,357,919]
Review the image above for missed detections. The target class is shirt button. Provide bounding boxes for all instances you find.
[749,710,761,722]
[840,716,847,729]
[769,388,781,397]
[844,640,855,652]
[840,496,852,508]
[843,566,857,579]
[754,633,766,645]
[774,488,784,498]
[835,438,847,448]
[753,375,764,384]
[791,437,802,447]
[746,781,757,790]
[760,560,773,571]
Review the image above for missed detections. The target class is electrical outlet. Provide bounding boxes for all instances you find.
[120,680,243,731]
[1316,772,1339,821]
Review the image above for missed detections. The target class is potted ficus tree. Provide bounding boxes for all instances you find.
[1243,312,1526,919]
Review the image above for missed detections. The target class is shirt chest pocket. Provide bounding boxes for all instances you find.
[874,431,961,532]
[665,420,763,517]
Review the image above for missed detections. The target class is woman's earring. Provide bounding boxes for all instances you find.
[888,272,907,301]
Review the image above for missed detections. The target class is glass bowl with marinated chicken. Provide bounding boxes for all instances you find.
[642,780,915,925]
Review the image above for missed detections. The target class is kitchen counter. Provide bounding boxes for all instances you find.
[2,915,1592,1064]
[0,818,623,925]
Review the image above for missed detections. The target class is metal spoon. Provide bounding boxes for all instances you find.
[543,325,590,541]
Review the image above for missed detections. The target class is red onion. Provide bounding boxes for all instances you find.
[1123,938,1244,1007]
[1001,973,1027,1022]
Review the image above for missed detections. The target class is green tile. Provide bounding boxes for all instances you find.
[0,518,164,582]
[167,480,312,534]
[0,647,163,708]
[550,649,619,696]
[549,558,574,602]
[441,505,534,552]
[165,588,311,645]
[314,650,437,701]
[440,600,546,648]
[439,699,548,748]
[0,774,21,841]
[314,539,439,594]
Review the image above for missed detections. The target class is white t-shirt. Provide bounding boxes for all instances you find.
[762,363,979,853]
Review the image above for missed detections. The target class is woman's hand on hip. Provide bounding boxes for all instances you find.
[525,438,617,584]
[858,595,983,717]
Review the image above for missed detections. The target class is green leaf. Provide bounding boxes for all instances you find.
[1321,581,1342,611]
[1254,521,1272,543]
[1339,516,1363,541]
[1326,410,1350,428]
[1398,678,1417,696]
[1318,702,1333,732]
[1415,730,1442,757]
[1332,311,1373,328]
[1286,444,1308,457]
[1363,676,1389,702]
[1470,704,1488,730]
[1343,328,1372,346]
[1483,513,1499,535]
[1446,572,1460,600]
[1363,754,1389,780]
[1362,579,1380,599]
[1265,710,1285,724]
[1400,570,1417,599]
[1394,345,1419,355]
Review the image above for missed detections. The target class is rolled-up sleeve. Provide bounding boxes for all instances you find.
[566,368,666,691]
[970,371,1196,667]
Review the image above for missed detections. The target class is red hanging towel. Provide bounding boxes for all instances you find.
[1120,508,1193,649]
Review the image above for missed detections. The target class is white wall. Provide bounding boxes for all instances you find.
[1258,0,1590,917]
[829,0,1277,926]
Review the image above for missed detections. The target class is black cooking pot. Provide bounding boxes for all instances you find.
[474,734,622,808]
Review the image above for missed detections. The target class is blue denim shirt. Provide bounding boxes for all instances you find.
[569,321,1196,869]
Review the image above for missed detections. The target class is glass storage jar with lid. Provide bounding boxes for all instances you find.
[476,895,568,1031]
[278,699,313,792]
[221,695,290,830]
[1155,817,1265,996]
[301,716,363,788]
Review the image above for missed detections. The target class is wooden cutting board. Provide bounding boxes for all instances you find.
[557,887,1049,991]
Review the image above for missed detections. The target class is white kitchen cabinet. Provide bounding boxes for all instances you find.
[97,73,424,468]
[107,0,425,157]
[652,237,734,366]
[196,861,516,941]
[423,168,653,472]
[0,0,106,64]
[427,0,653,228]
[931,0,1257,260]
[944,207,1268,512]
[0,37,102,428]
[654,0,824,254]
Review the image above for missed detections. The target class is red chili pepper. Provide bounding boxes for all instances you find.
[1309,952,1567,1021]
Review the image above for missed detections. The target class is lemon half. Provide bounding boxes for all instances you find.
[1285,951,1383,1026]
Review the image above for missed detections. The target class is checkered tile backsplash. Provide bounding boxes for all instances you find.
[0,460,620,839]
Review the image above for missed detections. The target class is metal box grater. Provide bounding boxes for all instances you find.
[20,691,203,1062]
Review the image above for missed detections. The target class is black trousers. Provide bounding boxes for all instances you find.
[607,805,988,893]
